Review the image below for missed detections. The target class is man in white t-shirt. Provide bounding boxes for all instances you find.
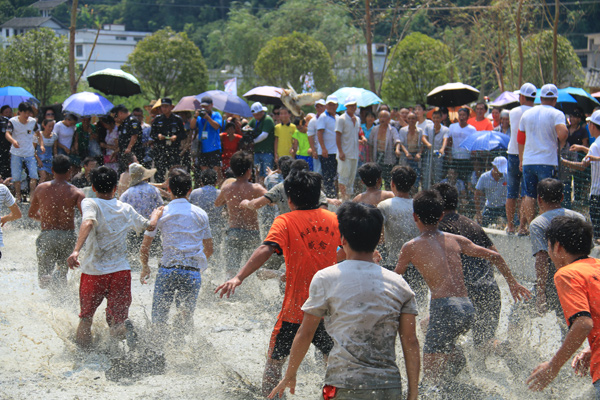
[54,114,78,155]
[307,100,325,174]
[335,96,361,200]
[4,102,44,202]
[317,95,339,198]
[518,83,568,227]
[505,83,536,234]
[415,103,433,133]
[444,107,477,183]
[269,202,420,400]
[67,166,162,349]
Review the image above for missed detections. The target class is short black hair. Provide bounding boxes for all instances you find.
[289,158,309,175]
[475,102,488,111]
[224,121,236,131]
[229,151,253,177]
[111,104,128,114]
[432,109,442,117]
[82,157,96,167]
[358,163,381,187]
[391,165,416,193]
[284,170,321,210]
[200,169,217,186]
[547,216,593,256]
[337,202,383,253]
[18,102,33,113]
[458,107,470,116]
[90,166,118,193]
[414,103,425,110]
[278,156,293,179]
[169,170,192,197]
[537,178,563,204]
[42,118,54,128]
[413,190,443,225]
[52,154,71,174]
[0,105,10,113]
[432,182,458,211]
[132,107,143,114]
[100,115,115,126]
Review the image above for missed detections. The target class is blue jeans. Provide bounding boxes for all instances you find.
[522,164,557,198]
[319,154,337,198]
[152,266,202,325]
[254,152,274,177]
[506,154,525,199]
[10,154,38,181]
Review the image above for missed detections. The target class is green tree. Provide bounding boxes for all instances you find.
[254,32,335,92]
[123,27,208,100]
[0,28,69,105]
[519,30,584,88]
[382,32,452,106]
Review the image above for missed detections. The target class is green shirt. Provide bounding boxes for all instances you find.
[250,115,275,154]
[75,122,96,158]
[292,130,310,157]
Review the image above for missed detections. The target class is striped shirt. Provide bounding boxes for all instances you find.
[0,184,16,247]
[588,141,600,196]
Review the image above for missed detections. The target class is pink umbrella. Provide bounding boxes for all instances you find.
[173,96,201,112]
[243,86,283,106]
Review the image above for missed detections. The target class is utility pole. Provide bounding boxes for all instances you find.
[552,0,559,83]
[365,0,376,93]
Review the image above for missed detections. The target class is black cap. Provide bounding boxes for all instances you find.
[161,97,173,105]
[200,96,213,106]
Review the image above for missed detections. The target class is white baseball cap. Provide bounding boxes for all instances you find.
[540,84,558,99]
[250,102,267,114]
[344,95,357,106]
[325,95,338,105]
[519,83,537,97]
[587,110,600,125]
[315,99,326,106]
[491,156,508,175]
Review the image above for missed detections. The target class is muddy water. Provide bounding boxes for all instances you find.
[0,225,595,399]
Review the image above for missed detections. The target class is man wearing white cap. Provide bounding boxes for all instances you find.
[307,99,325,174]
[561,109,600,243]
[335,96,361,200]
[474,156,509,227]
[317,95,339,198]
[248,102,276,183]
[506,82,536,234]
[518,83,568,227]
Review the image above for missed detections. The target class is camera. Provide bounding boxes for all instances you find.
[198,109,207,118]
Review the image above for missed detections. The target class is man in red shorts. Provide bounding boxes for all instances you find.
[67,166,162,349]
[216,169,340,397]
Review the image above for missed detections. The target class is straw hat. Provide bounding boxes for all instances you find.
[129,163,156,187]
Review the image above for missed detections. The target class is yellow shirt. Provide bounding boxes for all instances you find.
[275,123,296,157]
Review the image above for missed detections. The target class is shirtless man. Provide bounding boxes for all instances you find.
[396,190,530,386]
[215,151,267,277]
[398,113,425,191]
[29,154,85,289]
[353,162,394,206]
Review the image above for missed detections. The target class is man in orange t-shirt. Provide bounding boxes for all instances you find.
[527,216,600,395]
[216,169,340,397]
[468,102,494,131]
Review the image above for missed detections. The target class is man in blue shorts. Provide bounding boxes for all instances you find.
[518,84,568,227]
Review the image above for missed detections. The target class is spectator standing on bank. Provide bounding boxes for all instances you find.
[0,105,14,180]
[474,156,509,227]
[113,104,144,171]
[35,118,58,183]
[248,102,275,184]
[493,110,510,135]
[274,108,296,160]
[291,117,313,170]
[468,103,494,131]
[151,98,186,182]
[518,84,568,228]
[220,121,242,173]
[444,107,477,183]
[191,96,223,182]
[307,100,325,174]
[335,96,361,200]
[506,83,536,235]
[317,95,340,198]
[368,110,400,190]
[426,109,449,186]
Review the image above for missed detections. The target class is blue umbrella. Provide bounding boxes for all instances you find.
[62,92,114,117]
[0,86,39,108]
[459,130,509,152]
[331,87,382,112]
[195,90,252,118]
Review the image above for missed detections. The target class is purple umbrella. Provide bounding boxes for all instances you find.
[196,90,252,118]
[489,91,520,109]
[243,86,283,106]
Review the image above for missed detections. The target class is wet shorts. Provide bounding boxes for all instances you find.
[424,297,475,354]
[198,150,222,169]
[322,386,403,400]
[36,230,76,281]
[268,320,333,360]
[522,164,557,198]
[79,270,132,326]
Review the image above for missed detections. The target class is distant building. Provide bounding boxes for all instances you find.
[29,0,68,17]
[575,33,600,90]
[0,17,68,48]
[74,24,150,78]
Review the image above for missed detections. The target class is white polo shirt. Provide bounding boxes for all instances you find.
[316,111,338,155]
[507,105,532,155]
[335,112,360,159]
[518,105,566,166]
